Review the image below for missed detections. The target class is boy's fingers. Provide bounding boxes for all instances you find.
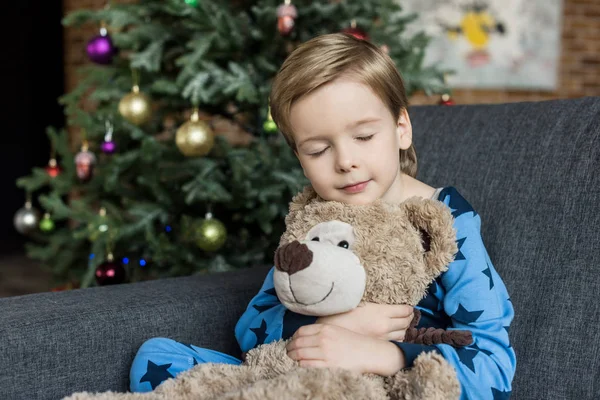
[287,347,324,361]
[389,317,412,332]
[299,359,327,369]
[387,304,414,318]
[286,335,322,352]
[293,323,324,338]
[386,330,407,341]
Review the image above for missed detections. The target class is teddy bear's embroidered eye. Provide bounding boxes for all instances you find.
[311,237,320,241]
[337,240,349,249]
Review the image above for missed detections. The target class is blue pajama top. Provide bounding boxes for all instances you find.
[235,187,516,399]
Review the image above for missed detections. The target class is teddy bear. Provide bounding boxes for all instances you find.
[65,185,471,400]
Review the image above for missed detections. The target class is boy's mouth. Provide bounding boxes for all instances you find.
[341,180,370,194]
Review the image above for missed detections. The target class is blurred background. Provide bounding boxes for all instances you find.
[0,2,64,296]
[1,0,598,298]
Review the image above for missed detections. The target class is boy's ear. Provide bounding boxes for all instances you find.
[401,198,457,276]
[396,108,413,150]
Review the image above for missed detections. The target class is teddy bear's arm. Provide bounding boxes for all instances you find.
[404,309,473,348]
[405,327,473,347]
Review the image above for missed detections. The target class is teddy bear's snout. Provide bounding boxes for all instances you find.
[274,241,313,275]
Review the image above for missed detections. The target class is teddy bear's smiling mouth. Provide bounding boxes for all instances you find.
[288,278,335,306]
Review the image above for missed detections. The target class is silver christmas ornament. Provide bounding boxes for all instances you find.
[14,201,41,235]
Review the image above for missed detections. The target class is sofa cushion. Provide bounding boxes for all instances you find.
[0,266,269,400]
[410,97,600,398]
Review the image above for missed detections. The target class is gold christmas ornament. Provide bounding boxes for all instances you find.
[195,212,227,252]
[176,108,215,157]
[118,85,152,125]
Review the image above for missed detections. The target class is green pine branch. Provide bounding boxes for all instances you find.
[17,0,448,288]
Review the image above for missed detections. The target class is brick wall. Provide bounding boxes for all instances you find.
[411,0,600,105]
[63,0,600,105]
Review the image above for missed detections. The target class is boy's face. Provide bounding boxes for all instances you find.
[290,78,412,205]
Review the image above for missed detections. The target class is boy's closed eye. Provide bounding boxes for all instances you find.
[309,148,328,157]
[307,134,376,157]
[356,134,375,141]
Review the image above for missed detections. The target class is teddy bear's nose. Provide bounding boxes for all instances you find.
[274,241,313,275]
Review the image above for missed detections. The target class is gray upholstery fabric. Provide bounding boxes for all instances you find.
[0,266,269,400]
[1,97,598,399]
[411,97,600,399]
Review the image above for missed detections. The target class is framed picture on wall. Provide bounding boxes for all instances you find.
[399,0,563,90]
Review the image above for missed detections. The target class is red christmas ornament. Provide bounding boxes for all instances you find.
[439,93,455,106]
[277,1,298,36]
[342,20,368,41]
[343,27,368,40]
[45,158,61,178]
[95,256,126,286]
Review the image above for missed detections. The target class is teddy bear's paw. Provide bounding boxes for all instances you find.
[152,363,268,400]
[385,352,460,400]
[218,368,388,400]
[243,339,298,376]
[63,391,161,400]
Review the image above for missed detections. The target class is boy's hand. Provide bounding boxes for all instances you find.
[286,324,404,376]
[316,302,414,341]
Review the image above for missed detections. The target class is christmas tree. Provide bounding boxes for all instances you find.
[15,0,447,289]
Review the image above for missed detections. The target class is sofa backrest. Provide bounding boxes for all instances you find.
[410,97,600,399]
[1,98,597,400]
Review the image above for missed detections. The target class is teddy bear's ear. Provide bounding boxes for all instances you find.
[288,185,319,213]
[280,185,321,246]
[401,198,458,276]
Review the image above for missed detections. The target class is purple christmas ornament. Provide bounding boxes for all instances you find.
[102,121,117,154]
[87,27,115,65]
[101,140,117,154]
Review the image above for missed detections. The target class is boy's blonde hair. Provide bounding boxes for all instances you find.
[270,33,417,178]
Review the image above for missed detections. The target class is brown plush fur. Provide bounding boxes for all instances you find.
[385,352,461,400]
[406,310,473,347]
[280,186,458,306]
[65,185,464,400]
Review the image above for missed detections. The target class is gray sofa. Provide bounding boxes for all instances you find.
[1,97,599,399]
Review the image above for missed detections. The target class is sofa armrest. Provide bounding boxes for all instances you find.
[0,265,270,400]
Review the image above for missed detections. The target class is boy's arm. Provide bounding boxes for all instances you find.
[234,267,317,352]
[392,213,516,399]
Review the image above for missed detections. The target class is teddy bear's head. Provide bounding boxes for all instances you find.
[273,186,457,317]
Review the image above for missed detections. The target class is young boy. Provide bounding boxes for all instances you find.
[130,33,516,399]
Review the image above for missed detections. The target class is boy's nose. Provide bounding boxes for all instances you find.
[334,150,358,172]
[274,241,313,275]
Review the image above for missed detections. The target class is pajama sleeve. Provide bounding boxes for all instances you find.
[392,187,516,399]
[236,187,516,400]
[234,267,316,353]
